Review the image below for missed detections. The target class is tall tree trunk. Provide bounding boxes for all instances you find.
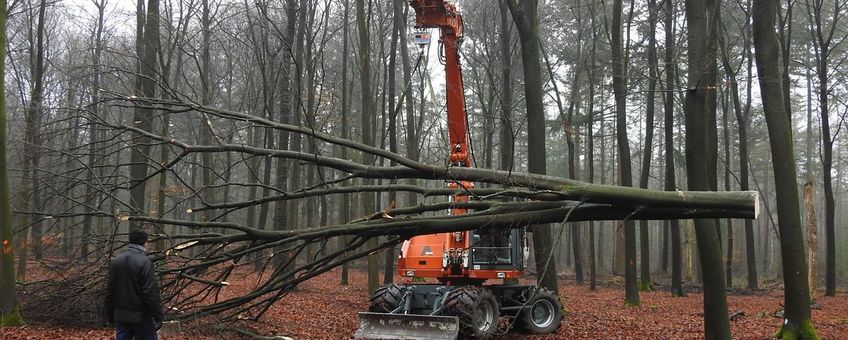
[498,0,513,174]
[399,0,417,209]
[156,42,181,249]
[273,0,297,270]
[803,0,838,297]
[20,0,48,277]
[356,0,378,295]
[639,0,659,292]
[287,0,308,247]
[719,7,758,289]
[199,0,214,231]
[302,2,319,261]
[684,0,729,337]
[339,0,351,285]
[505,0,560,296]
[383,0,402,284]
[498,0,517,286]
[599,112,607,274]
[752,0,817,336]
[254,1,277,244]
[129,0,160,228]
[741,0,758,288]
[611,0,639,306]
[664,0,685,292]
[82,0,107,261]
[586,5,599,290]
[567,82,583,286]
[722,89,733,288]
[0,0,25,325]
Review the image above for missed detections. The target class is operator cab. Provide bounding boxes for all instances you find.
[469,227,527,272]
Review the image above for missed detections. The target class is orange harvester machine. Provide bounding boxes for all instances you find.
[395,0,523,283]
[354,1,563,339]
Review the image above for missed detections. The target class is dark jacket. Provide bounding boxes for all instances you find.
[104,244,164,324]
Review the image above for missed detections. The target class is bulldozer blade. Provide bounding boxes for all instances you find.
[354,312,460,340]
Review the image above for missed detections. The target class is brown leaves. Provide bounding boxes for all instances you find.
[11,269,848,339]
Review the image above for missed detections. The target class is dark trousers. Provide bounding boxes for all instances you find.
[116,317,158,340]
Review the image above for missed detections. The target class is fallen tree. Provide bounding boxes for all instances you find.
[18,96,758,326]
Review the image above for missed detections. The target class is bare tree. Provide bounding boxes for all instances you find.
[355,0,379,295]
[505,0,560,297]
[338,0,351,285]
[684,0,730,336]
[639,0,660,292]
[18,0,48,278]
[0,0,25,326]
[128,0,161,227]
[753,0,818,336]
[663,0,685,297]
[611,0,639,306]
[803,0,846,297]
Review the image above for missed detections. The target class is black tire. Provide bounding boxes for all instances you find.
[368,284,404,313]
[514,287,563,334]
[442,286,500,339]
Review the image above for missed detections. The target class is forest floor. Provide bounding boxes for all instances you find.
[3,268,847,339]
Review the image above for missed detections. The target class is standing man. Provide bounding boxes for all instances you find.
[105,228,163,340]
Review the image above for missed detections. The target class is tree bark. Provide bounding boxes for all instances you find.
[663,0,683,296]
[199,0,214,230]
[399,0,417,209]
[0,0,25,325]
[19,0,48,278]
[741,0,758,289]
[803,0,839,297]
[339,0,351,286]
[685,0,730,336]
[611,0,639,306]
[273,0,297,270]
[586,4,599,290]
[82,0,108,261]
[356,0,379,295]
[286,0,308,249]
[719,8,758,289]
[498,0,514,174]
[129,0,160,227]
[505,0,559,296]
[804,52,816,297]
[383,0,403,284]
[722,88,733,288]
[639,0,659,292]
[753,0,817,335]
[804,182,818,297]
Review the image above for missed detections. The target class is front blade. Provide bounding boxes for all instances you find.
[353,312,460,340]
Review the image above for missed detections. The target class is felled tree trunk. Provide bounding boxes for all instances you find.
[104,95,760,322]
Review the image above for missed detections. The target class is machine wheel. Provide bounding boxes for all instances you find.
[514,287,563,334]
[369,284,404,313]
[443,286,500,339]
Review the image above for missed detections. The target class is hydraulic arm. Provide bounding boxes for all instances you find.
[409,0,470,169]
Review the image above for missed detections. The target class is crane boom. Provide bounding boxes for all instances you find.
[409,0,469,168]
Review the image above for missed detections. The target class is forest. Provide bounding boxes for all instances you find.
[0,0,846,338]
